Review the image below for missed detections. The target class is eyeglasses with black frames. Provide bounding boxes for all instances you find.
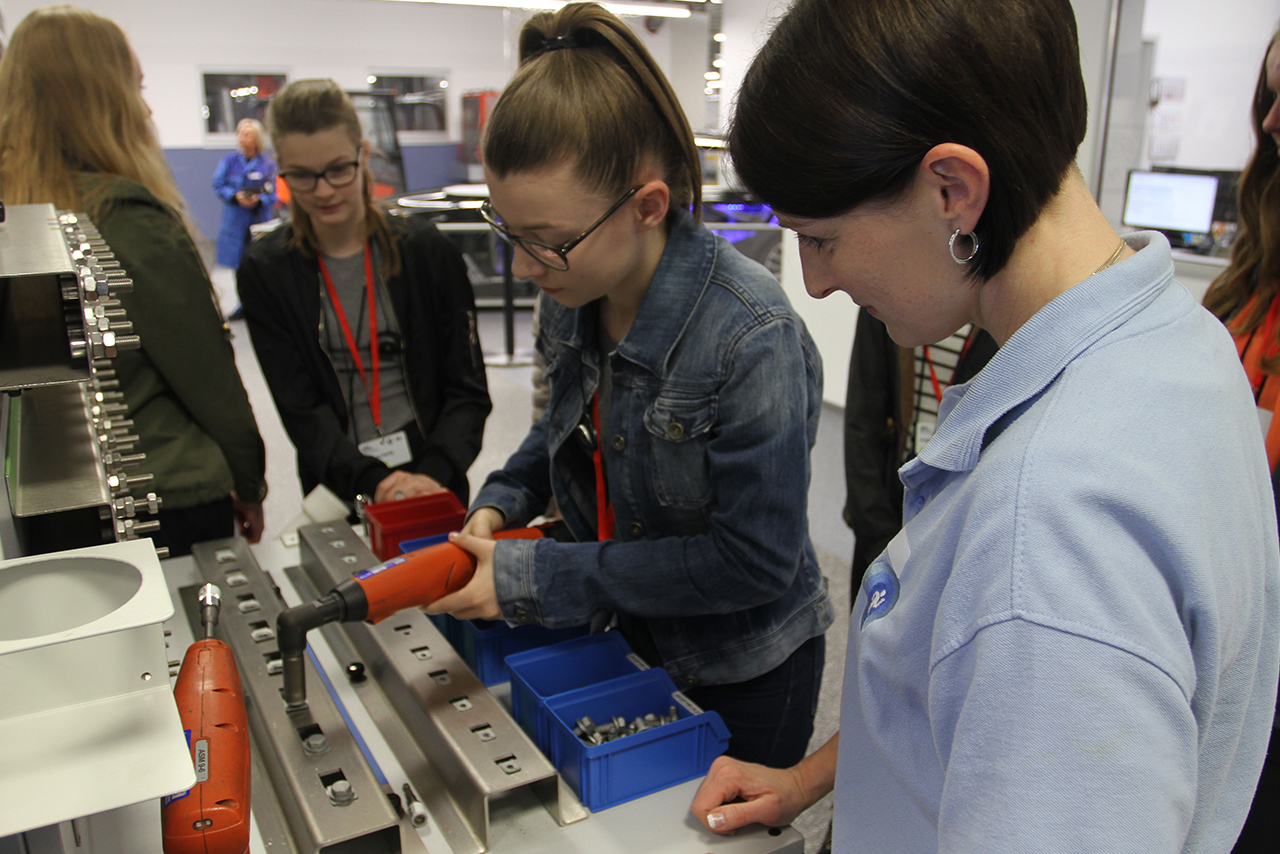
[279,160,361,193]
[479,186,641,271]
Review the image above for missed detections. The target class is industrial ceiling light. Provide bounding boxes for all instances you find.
[381,0,693,18]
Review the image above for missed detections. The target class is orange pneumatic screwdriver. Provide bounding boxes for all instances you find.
[162,583,251,854]
[276,523,567,707]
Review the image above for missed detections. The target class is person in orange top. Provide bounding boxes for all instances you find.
[1202,24,1280,854]
[1209,27,1280,476]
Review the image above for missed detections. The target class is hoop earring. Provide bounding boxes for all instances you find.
[949,229,979,265]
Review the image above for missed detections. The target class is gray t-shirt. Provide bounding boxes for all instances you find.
[320,248,414,445]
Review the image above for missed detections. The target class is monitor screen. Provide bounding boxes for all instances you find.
[1122,170,1219,235]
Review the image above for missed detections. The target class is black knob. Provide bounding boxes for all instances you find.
[346,662,367,683]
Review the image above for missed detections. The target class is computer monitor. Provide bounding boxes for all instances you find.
[1122,170,1219,235]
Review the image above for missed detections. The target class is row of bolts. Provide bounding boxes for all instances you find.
[573,706,681,746]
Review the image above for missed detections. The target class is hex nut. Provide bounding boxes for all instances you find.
[328,780,355,805]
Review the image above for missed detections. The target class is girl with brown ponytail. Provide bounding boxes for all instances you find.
[430,3,834,768]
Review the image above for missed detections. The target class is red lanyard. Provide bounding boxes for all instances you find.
[591,390,615,542]
[921,328,978,401]
[318,245,382,429]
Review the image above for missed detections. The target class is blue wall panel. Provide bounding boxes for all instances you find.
[165,143,463,247]
[165,147,235,247]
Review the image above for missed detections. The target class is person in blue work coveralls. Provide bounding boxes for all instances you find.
[213,118,277,269]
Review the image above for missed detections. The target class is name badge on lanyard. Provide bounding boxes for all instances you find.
[320,245,408,466]
[358,430,412,467]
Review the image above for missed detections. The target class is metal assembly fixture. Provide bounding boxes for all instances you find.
[2,204,159,554]
[294,520,589,854]
[189,539,403,854]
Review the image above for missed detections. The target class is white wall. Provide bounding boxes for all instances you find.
[0,0,709,148]
[3,0,511,146]
[1143,0,1280,170]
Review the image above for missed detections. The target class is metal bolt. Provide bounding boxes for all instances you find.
[328,779,355,805]
[303,733,330,755]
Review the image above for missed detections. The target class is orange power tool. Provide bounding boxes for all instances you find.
[162,583,251,854]
[276,524,563,707]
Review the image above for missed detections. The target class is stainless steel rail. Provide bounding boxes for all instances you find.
[190,538,406,854]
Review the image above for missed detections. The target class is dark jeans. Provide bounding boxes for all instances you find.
[685,633,826,769]
[151,496,234,558]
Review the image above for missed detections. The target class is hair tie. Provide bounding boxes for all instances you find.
[541,34,578,52]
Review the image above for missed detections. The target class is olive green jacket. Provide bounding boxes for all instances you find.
[80,173,266,509]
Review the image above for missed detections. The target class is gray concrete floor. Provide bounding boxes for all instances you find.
[218,271,849,851]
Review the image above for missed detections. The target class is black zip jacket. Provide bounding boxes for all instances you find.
[843,310,998,586]
[237,214,491,504]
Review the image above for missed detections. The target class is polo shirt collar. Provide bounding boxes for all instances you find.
[906,232,1173,482]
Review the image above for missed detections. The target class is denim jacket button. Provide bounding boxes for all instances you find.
[683,675,698,686]
[666,421,684,440]
[513,607,530,622]
[611,434,626,451]
[628,521,645,537]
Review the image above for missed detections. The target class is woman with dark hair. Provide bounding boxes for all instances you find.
[237,79,491,507]
[1202,28,1280,854]
[430,2,833,768]
[692,0,1280,850]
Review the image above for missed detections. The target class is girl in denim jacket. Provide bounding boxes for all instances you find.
[428,2,834,768]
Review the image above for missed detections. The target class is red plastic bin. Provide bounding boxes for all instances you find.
[364,492,467,560]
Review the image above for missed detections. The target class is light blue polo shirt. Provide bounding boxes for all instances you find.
[835,233,1280,854]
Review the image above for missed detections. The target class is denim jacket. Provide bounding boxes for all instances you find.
[474,211,834,688]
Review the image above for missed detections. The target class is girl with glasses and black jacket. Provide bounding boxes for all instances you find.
[237,79,491,508]
[428,2,834,769]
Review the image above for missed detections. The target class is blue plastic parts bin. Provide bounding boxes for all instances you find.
[398,532,450,553]
[544,668,730,811]
[398,533,587,684]
[436,616,588,685]
[505,633,647,749]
